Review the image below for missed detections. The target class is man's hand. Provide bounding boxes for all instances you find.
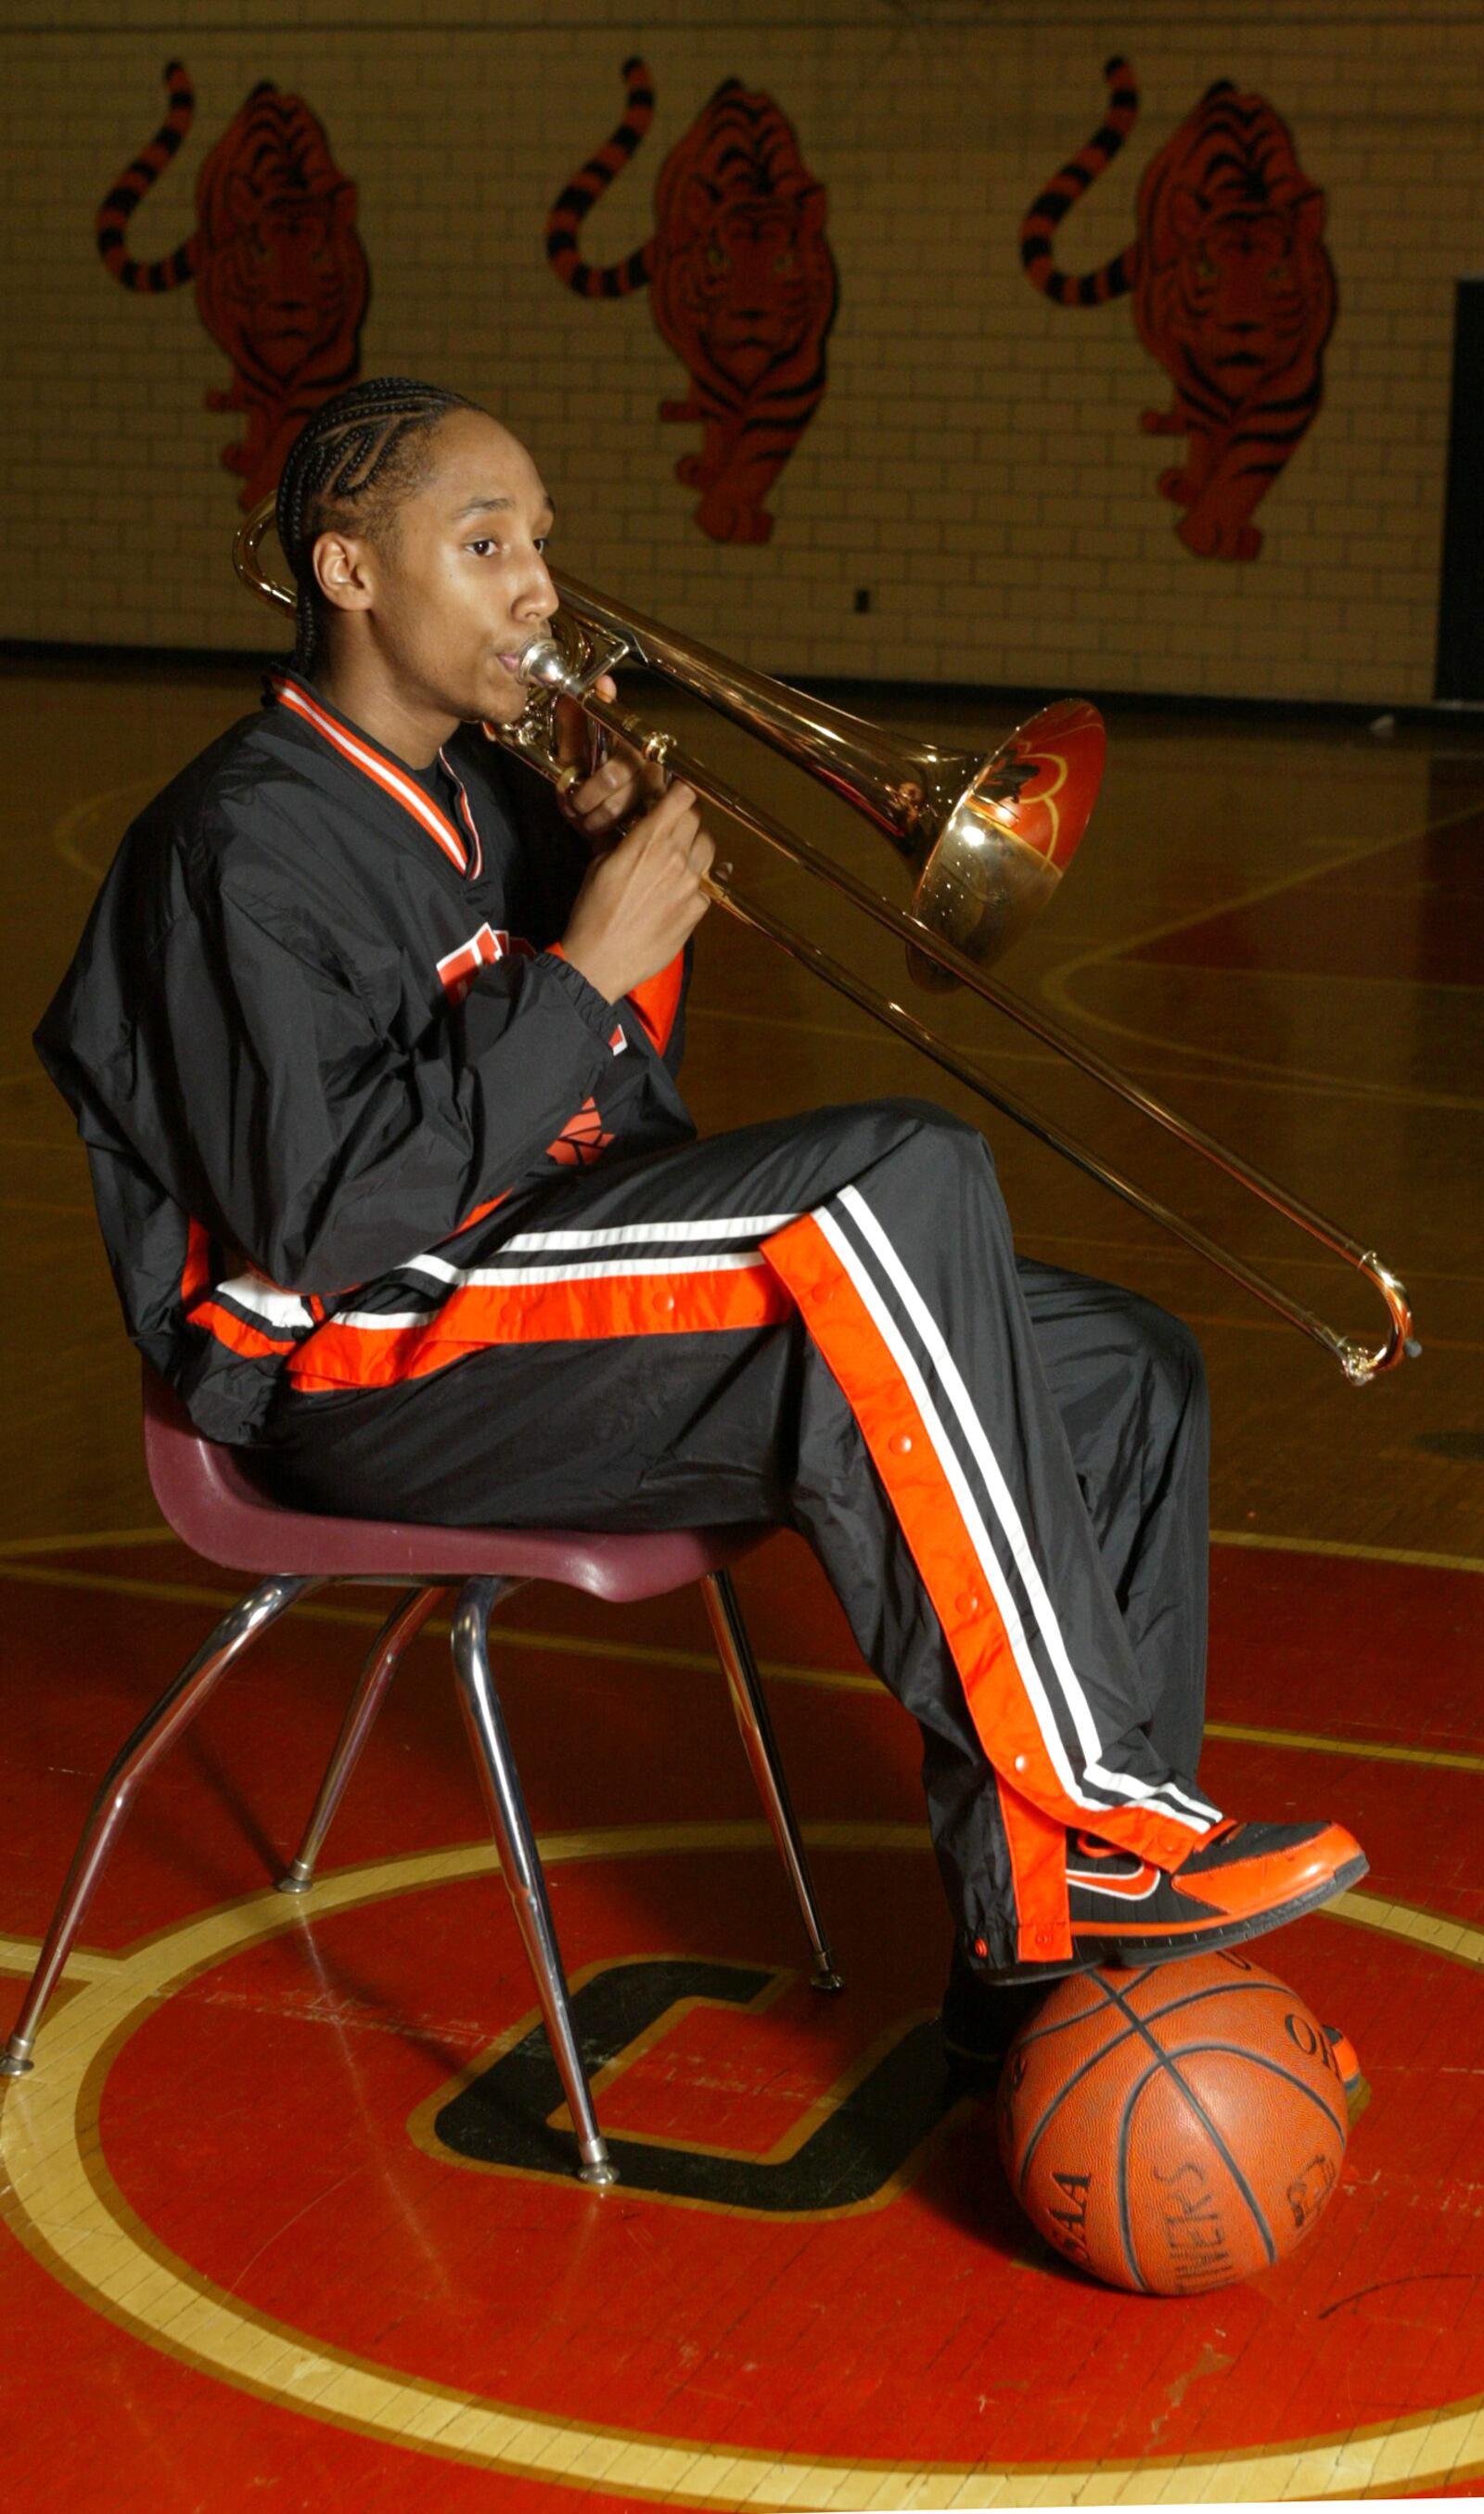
[554,675,666,842]
[559,779,713,1005]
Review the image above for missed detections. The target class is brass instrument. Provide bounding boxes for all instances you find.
[234,495,1414,1384]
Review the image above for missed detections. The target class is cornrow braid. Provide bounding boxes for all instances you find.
[274,377,481,671]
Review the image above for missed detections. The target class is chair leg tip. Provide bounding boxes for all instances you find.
[275,1869,313,1896]
[0,2047,34,2077]
[577,2136,618,2187]
[811,1965,845,1994]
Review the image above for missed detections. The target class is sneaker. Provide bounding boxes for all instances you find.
[979,1817,1368,1982]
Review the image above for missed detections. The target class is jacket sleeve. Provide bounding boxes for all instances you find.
[156,886,618,1295]
[489,741,694,1077]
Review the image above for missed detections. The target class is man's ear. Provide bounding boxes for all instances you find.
[311,529,375,619]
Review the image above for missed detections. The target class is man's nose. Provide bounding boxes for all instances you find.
[514,553,558,620]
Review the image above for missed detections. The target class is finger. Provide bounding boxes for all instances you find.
[631,779,696,843]
[654,779,697,830]
[569,760,625,816]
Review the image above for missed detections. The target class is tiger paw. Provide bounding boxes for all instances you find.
[695,495,774,545]
[1176,509,1262,562]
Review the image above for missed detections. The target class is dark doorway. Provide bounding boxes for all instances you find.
[1436,276,1484,702]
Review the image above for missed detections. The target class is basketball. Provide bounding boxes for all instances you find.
[996,1952,1351,2295]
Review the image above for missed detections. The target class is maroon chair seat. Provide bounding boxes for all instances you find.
[144,1364,770,1597]
[3,1363,840,2187]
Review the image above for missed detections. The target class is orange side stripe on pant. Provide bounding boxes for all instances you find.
[288,1261,792,1394]
[998,1784,1074,1968]
[762,1212,1199,1951]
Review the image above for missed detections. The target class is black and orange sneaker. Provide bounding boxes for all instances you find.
[980,1817,1367,1982]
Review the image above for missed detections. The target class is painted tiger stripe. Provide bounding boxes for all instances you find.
[545,55,657,298]
[1018,55,1141,306]
[95,60,199,293]
[761,1211,1207,1929]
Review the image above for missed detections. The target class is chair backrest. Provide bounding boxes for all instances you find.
[140,1360,769,1597]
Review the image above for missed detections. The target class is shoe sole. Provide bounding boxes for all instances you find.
[1099,1849,1369,1969]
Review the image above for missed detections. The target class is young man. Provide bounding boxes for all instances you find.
[37,378,1366,2056]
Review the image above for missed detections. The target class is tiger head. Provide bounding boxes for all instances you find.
[192,83,368,404]
[665,177,831,386]
[650,84,838,402]
[1158,185,1329,391]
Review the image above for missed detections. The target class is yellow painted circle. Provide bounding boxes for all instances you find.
[2,1825,1479,2507]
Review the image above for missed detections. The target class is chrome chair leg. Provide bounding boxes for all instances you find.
[701,1567,843,1993]
[450,1576,617,2188]
[278,1585,445,1894]
[2,1573,313,2076]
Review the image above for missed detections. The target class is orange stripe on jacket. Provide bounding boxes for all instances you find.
[761,1211,1198,1961]
[180,1217,212,1302]
[547,939,684,1058]
[288,1260,791,1394]
[625,949,685,1055]
[191,1299,300,1363]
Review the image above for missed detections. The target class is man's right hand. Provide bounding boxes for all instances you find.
[558,780,715,1005]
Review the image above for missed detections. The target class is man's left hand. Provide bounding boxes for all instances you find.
[554,675,668,843]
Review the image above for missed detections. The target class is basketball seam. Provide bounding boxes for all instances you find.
[1173,2041,1349,2136]
[1014,1990,1127,2196]
[1099,1975,1280,2273]
[1016,1973,1300,2055]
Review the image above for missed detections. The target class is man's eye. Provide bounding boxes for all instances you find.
[467,538,499,558]
[534,536,549,555]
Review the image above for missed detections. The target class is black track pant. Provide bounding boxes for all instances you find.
[262,1101,1218,1969]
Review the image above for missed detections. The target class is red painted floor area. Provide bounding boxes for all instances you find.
[1128,807,1484,986]
[2,1534,1483,2507]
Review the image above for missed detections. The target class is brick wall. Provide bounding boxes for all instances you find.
[1,0,1478,701]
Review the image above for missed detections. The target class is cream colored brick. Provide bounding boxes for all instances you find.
[0,5,1477,705]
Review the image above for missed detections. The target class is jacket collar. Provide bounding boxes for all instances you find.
[265,667,482,879]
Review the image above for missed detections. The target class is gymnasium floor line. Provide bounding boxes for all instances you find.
[2,1552,1478,1779]
[3,1524,1480,1572]
[1036,786,1484,1080]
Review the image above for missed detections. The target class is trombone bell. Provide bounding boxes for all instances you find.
[906,697,1106,987]
[226,488,1414,1383]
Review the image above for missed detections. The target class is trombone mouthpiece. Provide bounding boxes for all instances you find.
[516,636,575,692]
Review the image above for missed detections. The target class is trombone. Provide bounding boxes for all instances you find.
[234,496,1414,1385]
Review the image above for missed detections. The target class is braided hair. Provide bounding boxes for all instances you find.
[274,377,482,672]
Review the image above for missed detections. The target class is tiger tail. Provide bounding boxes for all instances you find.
[95,59,201,293]
[1018,56,1141,304]
[545,57,658,299]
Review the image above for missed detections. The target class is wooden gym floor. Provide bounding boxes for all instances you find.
[1,657,1481,2508]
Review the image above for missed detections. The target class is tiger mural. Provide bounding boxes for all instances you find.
[1019,58,1336,559]
[96,61,369,507]
[546,58,838,544]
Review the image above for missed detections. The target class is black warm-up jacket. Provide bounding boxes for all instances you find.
[35,668,694,1443]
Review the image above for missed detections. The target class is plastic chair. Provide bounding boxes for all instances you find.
[1,1365,841,2184]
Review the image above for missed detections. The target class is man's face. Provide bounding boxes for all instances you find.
[334,408,559,725]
